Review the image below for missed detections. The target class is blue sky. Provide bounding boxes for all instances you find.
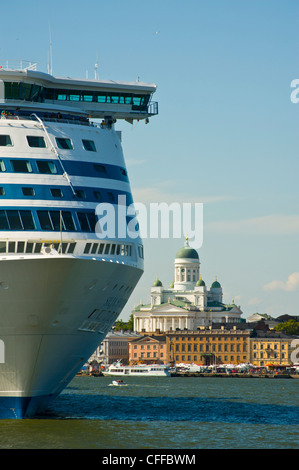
[1,0,298,319]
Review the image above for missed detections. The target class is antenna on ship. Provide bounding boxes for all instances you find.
[48,24,53,75]
[95,54,99,80]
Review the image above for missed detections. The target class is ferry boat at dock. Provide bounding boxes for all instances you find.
[103,362,171,377]
[0,62,158,418]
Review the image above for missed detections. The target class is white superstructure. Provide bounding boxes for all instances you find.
[0,64,157,418]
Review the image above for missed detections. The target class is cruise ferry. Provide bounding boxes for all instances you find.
[0,63,158,418]
[103,362,171,377]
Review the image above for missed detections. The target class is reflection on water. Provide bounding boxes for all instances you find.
[0,376,298,449]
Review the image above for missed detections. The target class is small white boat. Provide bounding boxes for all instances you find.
[109,380,128,387]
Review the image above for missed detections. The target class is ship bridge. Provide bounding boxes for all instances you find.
[0,67,158,123]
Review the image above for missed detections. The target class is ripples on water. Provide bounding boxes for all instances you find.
[0,376,298,449]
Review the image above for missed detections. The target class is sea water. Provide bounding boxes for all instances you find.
[0,376,298,449]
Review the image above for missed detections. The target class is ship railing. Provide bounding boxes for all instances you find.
[1,113,93,127]
[0,61,37,71]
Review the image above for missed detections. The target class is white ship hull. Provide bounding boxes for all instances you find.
[0,256,142,418]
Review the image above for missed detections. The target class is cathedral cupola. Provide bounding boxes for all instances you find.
[174,237,200,291]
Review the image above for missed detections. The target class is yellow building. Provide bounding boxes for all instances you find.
[166,326,250,365]
[250,333,293,367]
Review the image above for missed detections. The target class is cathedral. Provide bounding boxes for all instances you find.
[133,238,243,333]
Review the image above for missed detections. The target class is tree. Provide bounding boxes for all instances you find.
[275,319,299,335]
[113,314,134,331]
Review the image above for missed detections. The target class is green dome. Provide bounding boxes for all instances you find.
[153,276,163,287]
[196,277,205,287]
[175,240,199,260]
[211,277,221,288]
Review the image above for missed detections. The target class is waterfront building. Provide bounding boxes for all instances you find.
[166,325,250,365]
[133,239,243,333]
[128,335,167,365]
[247,313,278,329]
[89,330,141,366]
[249,330,295,367]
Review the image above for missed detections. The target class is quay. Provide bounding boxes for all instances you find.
[170,371,296,379]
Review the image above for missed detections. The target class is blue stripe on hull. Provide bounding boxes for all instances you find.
[0,395,56,419]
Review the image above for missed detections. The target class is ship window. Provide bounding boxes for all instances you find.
[0,211,9,230]
[87,213,96,231]
[77,212,96,232]
[95,93,107,103]
[82,139,96,152]
[77,212,90,231]
[37,211,53,230]
[22,187,35,196]
[0,160,6,172]
[84,243,91,254]
[27,136,46,148]
[20,211,36,230]
[82,92,93,102]
[4,82,20,100]
[74,189,85,199]
[11,160,32,173]
[0,241,6,252]
[67,242,76,253]
[0,135,13,146]
[94,190,102,200]
[19,83,32,101]
[56,137,73,150]
[91,243,98,254]
[50,188,63,198]
[17,241,25,253]
[54,89,68,101]
[0,187,5,196]
[25,242,34,253]
[98,243,104,254]
[94,164,106,173]
[37,160,57,174]
[7,210,22,230]
[120,168,127,176]
[34,243,42,253]
[49,211,62,231]
[37,210,75,231]
[8,241,16,252]
[108,192,115,202]
[69,92,81,101]
[61,211,75,231]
